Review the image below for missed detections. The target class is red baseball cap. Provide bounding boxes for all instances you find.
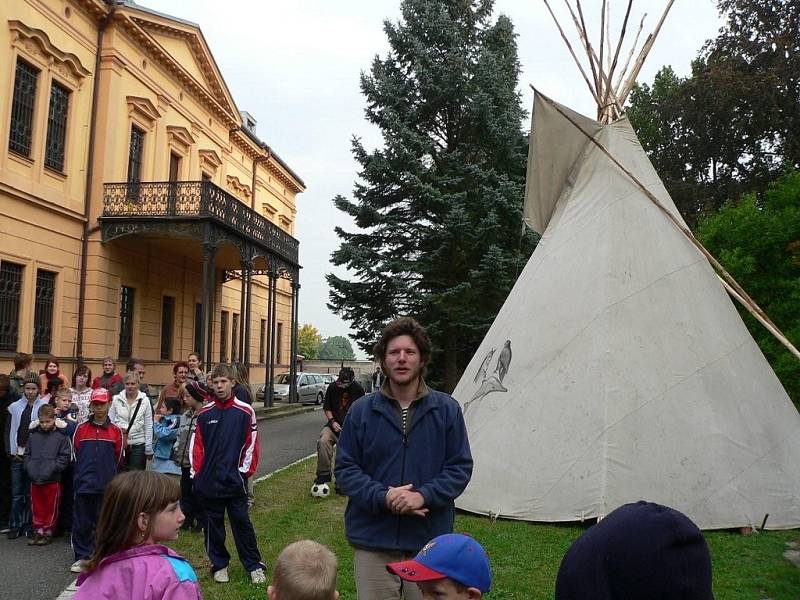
[90,388,110,403]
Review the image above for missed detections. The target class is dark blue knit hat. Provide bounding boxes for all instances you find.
[555,501,713,600]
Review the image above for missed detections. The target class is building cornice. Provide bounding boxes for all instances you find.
[111,12,239,129]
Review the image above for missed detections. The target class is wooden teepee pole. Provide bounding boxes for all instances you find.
[532,88,800,362]
[717,276,800,361]
[542,0,601,103]
[618,0,676,106]
[570,0,602,96]
[613,13,646,98]
[605,0,633,105]
[599,0,607,109]
[561,0,623,121]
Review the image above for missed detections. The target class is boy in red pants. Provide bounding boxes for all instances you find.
[23,404,71,544]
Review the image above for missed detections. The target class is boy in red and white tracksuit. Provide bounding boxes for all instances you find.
[71,388,123,569]
[190,364,265,583]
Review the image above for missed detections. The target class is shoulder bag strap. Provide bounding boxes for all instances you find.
[127,397,143,434]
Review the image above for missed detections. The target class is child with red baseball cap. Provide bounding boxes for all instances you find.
[387,533,492,599]
[70,388,124,573]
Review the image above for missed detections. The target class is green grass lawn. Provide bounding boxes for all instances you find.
[171,458,800,599]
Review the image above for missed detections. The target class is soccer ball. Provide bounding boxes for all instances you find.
[311,482,331,498]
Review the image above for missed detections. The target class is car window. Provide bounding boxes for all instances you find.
[274,373,290,384]
[313,375,322,384]
[300,375,309,385]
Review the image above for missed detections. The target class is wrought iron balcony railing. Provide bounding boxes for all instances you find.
[101,180,299,265]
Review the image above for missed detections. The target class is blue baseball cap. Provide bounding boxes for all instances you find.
[386,533,492,592]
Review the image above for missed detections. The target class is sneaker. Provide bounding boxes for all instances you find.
[27,534,41,546]
[37,534,52,546]
[250,568,267,584]
[6,529,20,540]
[70,560,85,573]
[0,527,10,534]
[213,567,229,583]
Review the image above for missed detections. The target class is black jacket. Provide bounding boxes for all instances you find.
[24,426,71,484]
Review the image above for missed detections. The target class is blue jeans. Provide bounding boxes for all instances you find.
[10,459,31,533]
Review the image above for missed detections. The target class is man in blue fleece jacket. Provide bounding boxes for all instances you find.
[335,317,473,600]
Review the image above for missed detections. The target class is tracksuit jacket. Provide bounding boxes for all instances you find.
[72,417,123,494]
[75,544,202,599]
[334,385,473,553]
[190,394,259,497]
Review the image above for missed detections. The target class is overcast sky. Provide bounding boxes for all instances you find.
[144,0,723,356]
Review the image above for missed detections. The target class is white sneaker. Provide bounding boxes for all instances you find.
[213,567,229,583]
[70,560,85,573]
[250,568,267,584]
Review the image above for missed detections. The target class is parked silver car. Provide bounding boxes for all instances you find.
[257,372,326,404]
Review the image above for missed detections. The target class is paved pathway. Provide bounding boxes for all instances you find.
[0,407,325,600]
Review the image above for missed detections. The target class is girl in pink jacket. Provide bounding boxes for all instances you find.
[75,471,202,599]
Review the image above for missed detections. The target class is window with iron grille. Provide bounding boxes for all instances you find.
[9,60,39,157]
[0,262,24,352]
[32,269,56,353]
[259,319,266,363]
[231,313,239,362]
[194,302,203,354]
[276,322,283,365]
[127,126,144,199]
[220,310,229,363]
[160,296,175,360]
[118,286,135,358]
[44,82,69,172]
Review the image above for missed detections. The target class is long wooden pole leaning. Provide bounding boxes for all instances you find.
[717,276,800,361]
[531,87,800,362]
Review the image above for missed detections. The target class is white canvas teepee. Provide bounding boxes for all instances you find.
[452,88,800,528]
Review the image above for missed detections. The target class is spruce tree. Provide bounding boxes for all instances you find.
[327,0,536,390]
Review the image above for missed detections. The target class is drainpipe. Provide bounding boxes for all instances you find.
[76,2,116,363]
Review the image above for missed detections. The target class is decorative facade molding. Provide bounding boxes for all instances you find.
[199,149,222,171]
[9,20,91,88]
[226,175,251,199]
[166,125,196,151]
[126,95,161,127]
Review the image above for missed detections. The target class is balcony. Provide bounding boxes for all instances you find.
[100,180,299,267]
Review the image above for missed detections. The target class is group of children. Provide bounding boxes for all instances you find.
[69,464,492,600]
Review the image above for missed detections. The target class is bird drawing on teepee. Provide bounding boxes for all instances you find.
[473,348,495,383]
[464,340,512,415]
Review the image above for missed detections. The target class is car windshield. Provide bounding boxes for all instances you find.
[273,373,291,384]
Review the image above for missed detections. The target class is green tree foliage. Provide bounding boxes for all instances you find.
[327,0,536,390]
[627,0,799,226]
[297,323,322,359]
[696,171,800,404]
[318,336,356,361]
